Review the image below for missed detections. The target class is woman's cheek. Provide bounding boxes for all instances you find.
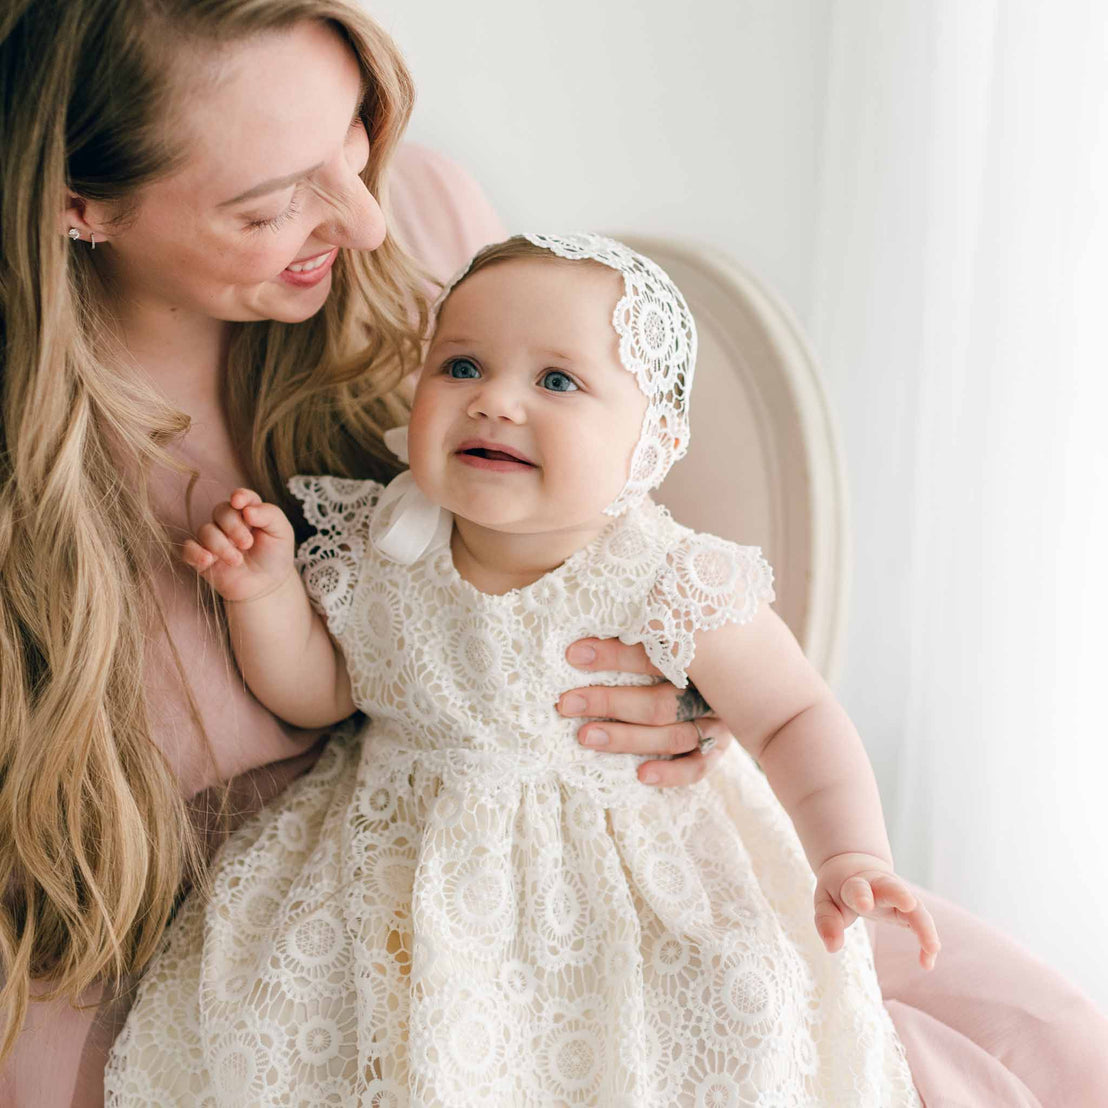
[237,238,301,282]
[347,126,370,175]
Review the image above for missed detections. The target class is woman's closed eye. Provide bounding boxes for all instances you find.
[245,189,302,233]
[243,119,364,234]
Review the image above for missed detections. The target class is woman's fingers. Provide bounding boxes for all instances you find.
[558,680,683,726]
[577,716,709,756]
[635,731,733,787]
[564,638,663,676]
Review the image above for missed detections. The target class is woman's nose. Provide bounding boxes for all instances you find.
[466,378,527,422]
[313,162,387,252]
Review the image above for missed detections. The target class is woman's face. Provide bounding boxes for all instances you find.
[92,20,383,325]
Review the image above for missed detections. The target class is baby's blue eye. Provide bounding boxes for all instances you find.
[540,370,578,393]
[446,358,480,379]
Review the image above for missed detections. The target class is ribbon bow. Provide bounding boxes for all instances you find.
[370,426,452,564]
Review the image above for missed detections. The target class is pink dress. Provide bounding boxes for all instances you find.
[1,143,1105,1107]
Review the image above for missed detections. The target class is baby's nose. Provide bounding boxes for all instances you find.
[466,379,527,422]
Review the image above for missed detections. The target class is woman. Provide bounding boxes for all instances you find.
[0,1,1103,1105]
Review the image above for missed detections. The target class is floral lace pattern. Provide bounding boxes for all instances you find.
[105,479,919,1107]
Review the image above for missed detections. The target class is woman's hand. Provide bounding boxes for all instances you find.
[558,638,733,787]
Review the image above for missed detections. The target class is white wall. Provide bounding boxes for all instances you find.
[366,0,831,329]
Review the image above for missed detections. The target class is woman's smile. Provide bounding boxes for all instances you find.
[279,247,338,287]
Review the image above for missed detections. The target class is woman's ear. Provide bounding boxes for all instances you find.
[60,191,114,246]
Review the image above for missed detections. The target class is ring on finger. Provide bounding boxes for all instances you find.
[692,718,716,757]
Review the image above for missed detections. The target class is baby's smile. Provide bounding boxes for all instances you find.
[453,437,539,472]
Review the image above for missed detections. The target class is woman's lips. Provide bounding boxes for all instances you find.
[279,248,337,288]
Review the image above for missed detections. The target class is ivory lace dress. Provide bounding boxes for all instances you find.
[105,476,920,1108]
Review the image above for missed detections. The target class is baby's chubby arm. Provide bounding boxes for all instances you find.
[687,606,940,969]
[182,488,356,729]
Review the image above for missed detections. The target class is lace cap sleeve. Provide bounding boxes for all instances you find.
[620,532,775,689]
[286,475,384,636]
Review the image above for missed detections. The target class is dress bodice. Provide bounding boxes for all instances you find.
[288,475,774,806]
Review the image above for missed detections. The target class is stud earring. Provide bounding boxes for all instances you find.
[68,228,80,241]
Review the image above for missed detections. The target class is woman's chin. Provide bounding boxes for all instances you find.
[256,277,333,324]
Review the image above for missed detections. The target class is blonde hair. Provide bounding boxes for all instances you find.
[0,0,427,1057]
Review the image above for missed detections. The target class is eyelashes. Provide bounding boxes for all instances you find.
[245,194,302,234]
[439,357,582,394]
[242,116,366,234]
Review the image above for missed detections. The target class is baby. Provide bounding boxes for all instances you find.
[106,234,938,1107]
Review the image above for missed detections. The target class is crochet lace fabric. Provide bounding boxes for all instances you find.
[105,478,919,1108]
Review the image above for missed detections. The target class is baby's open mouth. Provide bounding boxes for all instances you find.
[460,447,535,465]
[455,441,537,467]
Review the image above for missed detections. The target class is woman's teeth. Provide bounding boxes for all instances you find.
[287,251,332,273]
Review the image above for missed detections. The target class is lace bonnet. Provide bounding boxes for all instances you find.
[374,233,697,562]
[448,233,696,516]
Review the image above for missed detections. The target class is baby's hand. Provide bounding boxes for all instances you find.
[182,488,296,603]
[813,852,941,970]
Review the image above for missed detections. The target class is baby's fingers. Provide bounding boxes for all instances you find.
[240,500,293,542]
[181,537,217,572]
[849,874,941,970]
[196,521,243,567]
[228,487,263,511]
[900,901,941,970]
[814,891,851,953]
[867,873,919,914]
[839,875,877,915]
[212,501,254,550]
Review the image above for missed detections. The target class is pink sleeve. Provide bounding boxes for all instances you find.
[0,980,133,1108]
[385,143,508,286]
[870,887,1108,1106]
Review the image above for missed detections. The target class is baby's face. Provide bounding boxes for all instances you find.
[407,258,648,535]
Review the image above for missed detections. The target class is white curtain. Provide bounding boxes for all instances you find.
[812,0,1108,1007]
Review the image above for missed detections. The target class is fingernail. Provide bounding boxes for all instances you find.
[583,728,608,747]
[566,644,596,666]
[641,770,660,785]
[561,694,587,715]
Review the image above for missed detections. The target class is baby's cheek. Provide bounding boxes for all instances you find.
[558,443,626,516]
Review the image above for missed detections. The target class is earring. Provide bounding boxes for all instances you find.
[90,232,96,250]
[68,228,80,241]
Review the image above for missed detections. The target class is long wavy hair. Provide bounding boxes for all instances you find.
[0,0,427,1058]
